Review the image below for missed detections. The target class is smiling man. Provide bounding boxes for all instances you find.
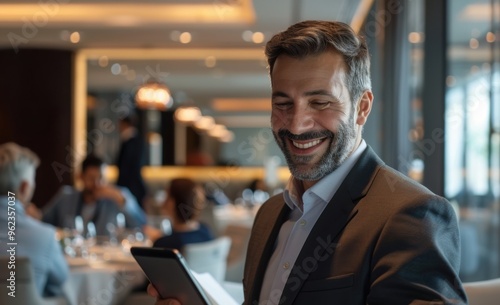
[243,20,467,305]
[148,20,467,305]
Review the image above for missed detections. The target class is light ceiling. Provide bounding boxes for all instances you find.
[0,0,370,125]
[0,0,493,126]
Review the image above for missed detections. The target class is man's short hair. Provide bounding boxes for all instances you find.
[168,178,205,223]
[119,112,138,126]
[81,154,104,173]
[0,142,40,193]
[265,20,371,104]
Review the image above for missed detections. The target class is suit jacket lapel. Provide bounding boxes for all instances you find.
[246,195,291,303]
[279,146,383,305]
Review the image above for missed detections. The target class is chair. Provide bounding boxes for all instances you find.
[183,236,232,283]
[0,256,67,305]
[223,224,252,282]
[463,278,500,305]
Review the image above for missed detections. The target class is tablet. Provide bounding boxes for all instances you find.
[130,247,212,305]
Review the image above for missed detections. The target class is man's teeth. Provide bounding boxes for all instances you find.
[292,139,322,149]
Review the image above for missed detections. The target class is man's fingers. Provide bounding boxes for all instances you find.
[147,284,182,305]
[147,283,160,297]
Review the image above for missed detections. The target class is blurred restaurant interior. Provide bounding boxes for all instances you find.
[0,0,499,303]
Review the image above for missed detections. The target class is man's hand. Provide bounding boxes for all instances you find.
[94,185,125,207]
[147,284,181,305]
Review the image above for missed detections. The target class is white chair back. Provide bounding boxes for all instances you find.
[223,224,252,282]
[0,256,67,305]
[183,236,231,283]
[463,278,500,305]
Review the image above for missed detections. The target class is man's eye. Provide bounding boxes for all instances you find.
[311,101,331,108]
[273,102,292,110]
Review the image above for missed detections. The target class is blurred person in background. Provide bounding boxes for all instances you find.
[116,112,147,208]
[42,154,146,236]
[152,178,214,251]
[0,142,69,297]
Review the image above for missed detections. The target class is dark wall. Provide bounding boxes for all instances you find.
[161,110,176,165]
[0,48,74,206]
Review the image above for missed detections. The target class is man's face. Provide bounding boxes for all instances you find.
[81,166,104,196]
[270,51,363,183]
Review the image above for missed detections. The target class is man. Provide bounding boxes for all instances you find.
[0,142,69,297]
[43,154,146,236]
[149,21,467,304]
[117,113,147,208]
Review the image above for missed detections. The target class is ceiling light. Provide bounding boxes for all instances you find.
[98,56,108,67]
[0,2,256,25]
[194,116,215,130]
[220,130,234,143]
[408,32,423,44]
[469,38,479,49]
[486,32,496,43]
[135,81,173,111]
[110,63,121,75]
[252,32,264,44]
[120,64,128,75]
[207,124,227,137]
[70,31,80,43]
[174,107,202,123]
[205,56,217,68]
[179,32,192,44]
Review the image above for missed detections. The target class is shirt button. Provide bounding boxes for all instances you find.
[283,262,290,269]
[299,219,306,226]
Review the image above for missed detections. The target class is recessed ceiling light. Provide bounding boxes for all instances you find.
[111,63,121,75]
[252,32,264,44]
[107,15,141,26]
[242,30,253,42]
[179,32,192,44]
[70,31,80,43]
[120,64,128,75]
[205,56,216,68]
[408,32,424,44]
[98,56,108,67]
[469,38,479,49]
[486,32,496,43]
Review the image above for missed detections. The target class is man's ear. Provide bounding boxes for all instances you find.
[356,90,373,126]
[18,180,29,203]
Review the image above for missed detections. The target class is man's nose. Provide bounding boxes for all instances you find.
[286,106,314,135]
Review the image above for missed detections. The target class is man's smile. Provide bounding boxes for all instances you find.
[291,138,326,149]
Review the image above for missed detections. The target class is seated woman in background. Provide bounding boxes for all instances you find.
[153,178,214,251]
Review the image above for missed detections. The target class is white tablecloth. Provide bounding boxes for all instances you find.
[64,248,146,305]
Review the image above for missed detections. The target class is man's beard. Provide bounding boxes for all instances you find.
[273,116,357,181]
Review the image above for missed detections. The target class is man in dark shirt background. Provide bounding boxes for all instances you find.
[117,113,147,209]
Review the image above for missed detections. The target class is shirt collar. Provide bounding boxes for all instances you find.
[283,140,367,212]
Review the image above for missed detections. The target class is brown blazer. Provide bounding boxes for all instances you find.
[243,146,468,305]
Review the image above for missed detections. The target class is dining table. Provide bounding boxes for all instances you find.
[63,242,147,305]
